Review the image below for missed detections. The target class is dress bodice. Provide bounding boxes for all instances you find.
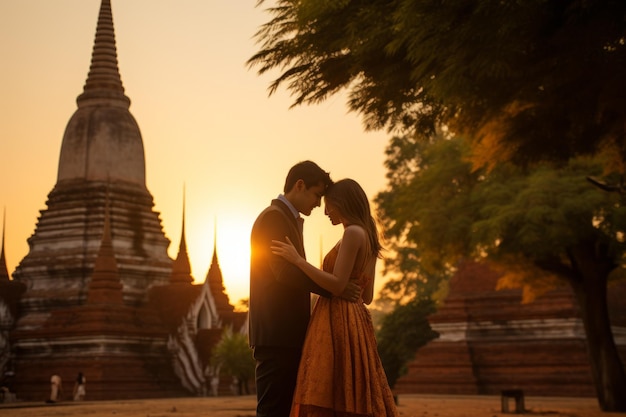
[322,243,370,291]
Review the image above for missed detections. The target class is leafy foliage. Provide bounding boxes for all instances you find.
[250,0,626,167]
[377,135,624,291]
[210,326,255,392]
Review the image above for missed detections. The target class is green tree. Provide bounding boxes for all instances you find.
[249,0,625,168]
[376,135,626,411]
[210,326,256,395]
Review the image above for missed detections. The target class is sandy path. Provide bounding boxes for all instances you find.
[0,394,614,417]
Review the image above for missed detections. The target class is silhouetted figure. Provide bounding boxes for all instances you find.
[46,374,62,403]
[73,372,86,401]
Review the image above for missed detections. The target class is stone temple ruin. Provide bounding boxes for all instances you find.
[0,0,246,401]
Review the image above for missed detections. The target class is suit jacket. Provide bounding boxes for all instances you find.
[248,199,331,349]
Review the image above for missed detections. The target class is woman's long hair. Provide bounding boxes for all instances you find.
[325,179,382,258]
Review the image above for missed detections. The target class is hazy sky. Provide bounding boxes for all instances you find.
[0,1,390,304]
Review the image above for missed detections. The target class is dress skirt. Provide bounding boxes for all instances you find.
[290,293,398,417]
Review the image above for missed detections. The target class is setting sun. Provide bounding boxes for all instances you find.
[167,204,255,305]
[210,216,254,304]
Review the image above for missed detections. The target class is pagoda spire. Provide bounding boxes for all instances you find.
[211,219,218,269]
[170,186,193,284]
[57,0,146,185]
[204,219,221,286]
[0,208,9,282]
[76,0,130,108]
[204,221,233,315]
[86,197,124,305]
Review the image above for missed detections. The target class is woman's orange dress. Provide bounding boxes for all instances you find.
[290,245,399,417]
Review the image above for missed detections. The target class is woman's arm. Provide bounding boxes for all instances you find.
[271,226,365,296]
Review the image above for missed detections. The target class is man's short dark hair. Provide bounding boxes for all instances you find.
[284,161,333,193]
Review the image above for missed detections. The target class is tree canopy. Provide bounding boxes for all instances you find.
[375,134,626,410]
[250,0,626,168]
[377,135,625,295]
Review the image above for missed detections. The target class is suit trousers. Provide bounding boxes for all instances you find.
[254,346,302,417]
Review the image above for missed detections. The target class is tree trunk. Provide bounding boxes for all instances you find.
[568,243,626,412]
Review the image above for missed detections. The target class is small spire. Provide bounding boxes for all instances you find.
[204,220,220,286]
[76,0,130,108]
[170,186,193,284]
[204,219,233,315]
[212,218,218,265]
[86,193,124,305]
[0,208,10,282]
[204,218,221,286]
[179,185,188,255]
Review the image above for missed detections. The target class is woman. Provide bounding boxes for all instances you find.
[271,178,398,417]
[73,372,86,401]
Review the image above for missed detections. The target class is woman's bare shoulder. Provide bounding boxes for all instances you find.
[342,224,367,242]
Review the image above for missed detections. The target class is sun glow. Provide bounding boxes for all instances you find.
[212,217,253,305]
[172,209,254,306]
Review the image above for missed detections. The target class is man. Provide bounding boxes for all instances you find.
[249,161,334,417]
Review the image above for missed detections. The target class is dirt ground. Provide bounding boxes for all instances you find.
[0,394,619,417]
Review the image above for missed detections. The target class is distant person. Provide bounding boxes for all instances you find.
[271,178,399,417]
[73,372,86,401]
[230,376,239,396]
[1,367,15,400]
[210,375,219,397]
[47,374,62,403]
[249,161,359,417]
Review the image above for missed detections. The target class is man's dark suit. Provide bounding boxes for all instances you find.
[249,199,330,417]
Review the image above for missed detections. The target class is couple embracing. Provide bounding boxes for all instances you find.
[249,161,399,417]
